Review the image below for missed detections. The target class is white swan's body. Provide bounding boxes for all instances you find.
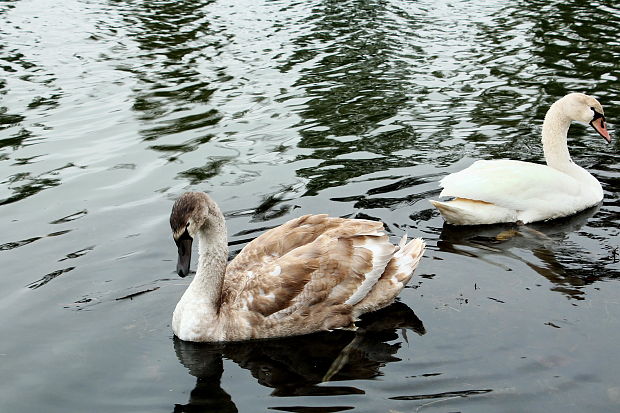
[170,192,425,342]
[430,93,611,225]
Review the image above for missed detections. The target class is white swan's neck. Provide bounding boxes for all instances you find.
[541,99,602,198]
[542,101,574,171]
[186,219,228,313]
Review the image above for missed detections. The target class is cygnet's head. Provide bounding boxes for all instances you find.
[170,192,222,277]
[560,93,611,143]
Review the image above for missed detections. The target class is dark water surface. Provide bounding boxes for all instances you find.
[2,0,620,411]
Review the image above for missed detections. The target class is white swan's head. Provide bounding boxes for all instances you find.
[170,192,222,277]
[560,93,611,143]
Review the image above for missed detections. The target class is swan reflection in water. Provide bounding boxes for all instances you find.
[172,302,425,412]
[437,205,619,299]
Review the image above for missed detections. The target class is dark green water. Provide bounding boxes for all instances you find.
[1,0,619,411]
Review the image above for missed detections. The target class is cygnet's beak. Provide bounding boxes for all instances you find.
[175,229,193,277]
[590,112,612,143]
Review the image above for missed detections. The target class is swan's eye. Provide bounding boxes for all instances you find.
[590,107,605,121]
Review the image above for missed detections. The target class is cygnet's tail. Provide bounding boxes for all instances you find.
[352,235,425,317]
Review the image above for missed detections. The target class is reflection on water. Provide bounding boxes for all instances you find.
[1,0,620,412]
[173,303,425,412]
[290,0,423,197]
[438,205,619,299]
[117,0,223,160]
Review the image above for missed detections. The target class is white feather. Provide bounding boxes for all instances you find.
[430,93,607,225]
[344,238,394,306]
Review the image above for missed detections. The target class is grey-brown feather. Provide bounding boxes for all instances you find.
[170,192,425,342]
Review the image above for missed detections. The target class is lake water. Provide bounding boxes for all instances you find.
[1,0,619,411]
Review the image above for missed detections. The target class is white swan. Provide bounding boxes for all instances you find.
[170,192,425,342]
[430,93,611,225]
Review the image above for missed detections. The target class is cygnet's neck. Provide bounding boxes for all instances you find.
[541,100,574,171]
[187,217,228,312]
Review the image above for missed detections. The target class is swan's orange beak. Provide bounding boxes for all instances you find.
[590,116,611,143]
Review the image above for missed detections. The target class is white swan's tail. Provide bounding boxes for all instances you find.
[430,199,516,225]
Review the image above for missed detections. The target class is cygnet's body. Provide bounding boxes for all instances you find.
[170,192,425,342]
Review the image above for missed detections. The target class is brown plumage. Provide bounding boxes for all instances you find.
[170,192,425,342]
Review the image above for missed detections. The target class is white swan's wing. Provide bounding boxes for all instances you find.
[439,160,581,211]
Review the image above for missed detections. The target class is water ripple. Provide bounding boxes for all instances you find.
[1,1,620,412]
